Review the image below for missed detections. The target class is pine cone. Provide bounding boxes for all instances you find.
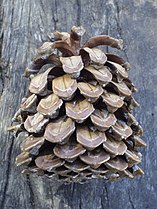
[10,26,146,183]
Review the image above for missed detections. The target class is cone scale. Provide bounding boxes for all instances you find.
[10,26,146,183]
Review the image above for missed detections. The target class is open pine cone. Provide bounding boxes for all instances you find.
[10,26,146,183]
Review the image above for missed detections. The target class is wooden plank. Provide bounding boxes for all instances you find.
[0,0,157,209]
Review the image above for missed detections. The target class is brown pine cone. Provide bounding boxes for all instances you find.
[10,26,146,183]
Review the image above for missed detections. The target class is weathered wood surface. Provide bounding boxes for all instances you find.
[0,0,157,208]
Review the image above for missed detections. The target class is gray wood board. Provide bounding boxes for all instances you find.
[0,0,157,209]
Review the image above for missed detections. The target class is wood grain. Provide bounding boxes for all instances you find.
[0,0,157,208]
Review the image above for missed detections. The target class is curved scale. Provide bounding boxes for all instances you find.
[54,139,86,160]
[24,112,49,133]
[132,165,144,176]
[15,152,32,166]
[35,154,65,171]
[112,120,133,140]
[124,96,140,111]
[80,148,110,168]
[44,117,75,143]
[118,169,134,179]
[20,135,45,155]
[131,124,143,136]
[123,78,137,92]
[101,91,124,113]
[107,61,128,79]
[21,166,44,176]
[110,81,132,97]
[83,35,123,50]
[65,159,89,172]
[60,55,84,77]
[105,157,128,171]
[125,150,142,167]
[52,74,77,100]
[65,99,94,123]
[21,94,37,112]
[85,65,112,86]
[90,109,117,131]
[29,68,52,95]
[37,42,54,57]
[132,136,147,148]
[103,137,127,155]
[106,53,130,69]
[52,40,77,55]
[54,166,71,176]
[25,54,61,76]
[77,82,103,103]
[37,94,63,118]
[81,47,107,65]
[53,31,70,41]
[77,126,106,150]
[89,165,109,174]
